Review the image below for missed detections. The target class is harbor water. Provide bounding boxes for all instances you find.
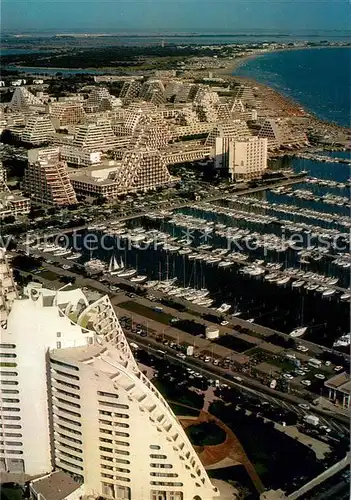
[67,156,350,349]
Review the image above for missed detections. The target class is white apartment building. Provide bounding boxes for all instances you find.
[24,147,77,206]
[59,145,102,168]
[0,252,219,500]
[71,150,172,200]
[258,119,308,151]
[0,191,31,219]
[119,80,142,101]
[227,137,268,181]
[0,163,31,219]
[10,87,43,111]
[49,102,86,128]
[206,120,252,148]
[73,120,117,152]
[85,87,122,113]
[21,115,56,145]
[0,162,7,190]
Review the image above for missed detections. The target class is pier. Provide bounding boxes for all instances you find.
[292,152,351,165]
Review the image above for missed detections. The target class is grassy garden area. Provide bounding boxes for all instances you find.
[215,334,255,353]
[170,402,201,417]
[208,400,323,493]
[118,300,175,325]
[185,421,226,446]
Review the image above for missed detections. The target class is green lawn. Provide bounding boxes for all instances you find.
[38,270,59,281]
[170,403,200,417]
[186,422,226,446]
[1,487,23,500]
[118,301,175,325]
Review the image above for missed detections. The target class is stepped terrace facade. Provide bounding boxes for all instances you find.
[0,250,219,500]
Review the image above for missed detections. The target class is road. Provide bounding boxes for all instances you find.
[12,256,349,429]
[38,173,306,239]
[17,247,350,363]
[122,329,349,427]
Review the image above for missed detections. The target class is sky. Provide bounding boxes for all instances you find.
[1,0,350,33]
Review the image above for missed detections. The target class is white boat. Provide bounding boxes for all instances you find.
[217,303,231,313]
[328,278,339,286]
[54,248,71,257]
[290,327,307,338]
[276,276,291,286]
[340,293,351,301]
[130,275,148,284]
[265,273,279,282]
[322,289,336,297]
[196,298,214,307]
[41,243,60,253]
[108,255,122,275]
[292,280,305,288]
[218,261,233,268]
[249,267,265,277]
[205,257,222,265]
[188,254,198,260]
[66,252,82,260]
[306,283,318,291]
[117,268,137,278]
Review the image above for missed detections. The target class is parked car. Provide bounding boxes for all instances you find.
[301,379,311,386]
[296,345,309,353]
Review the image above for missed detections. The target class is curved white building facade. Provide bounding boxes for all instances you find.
[0,251,218,500]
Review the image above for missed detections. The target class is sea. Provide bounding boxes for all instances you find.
[233,47,351,128]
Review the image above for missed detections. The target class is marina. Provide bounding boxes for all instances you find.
[26,160,348,352]
[23,154,350,353]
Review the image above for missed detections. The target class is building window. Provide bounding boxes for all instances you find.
[97,391,118,399]
[150,445,161,450]
[115,431,129,438]
[115,449,129,456]
[53,369,79,381]
[56,342,62,349]
[150,454,167,459]
[54,379,79,390]
[51,360,79,371]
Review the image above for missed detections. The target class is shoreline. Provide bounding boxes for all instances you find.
[214,46,351,133]
[215,44,351,77]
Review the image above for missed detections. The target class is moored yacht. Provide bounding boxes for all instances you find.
[276,276,290,286]
[217,303,231,313]
[118,268,137,278]
[66,252,82,260]
[54,248,72,257]
[130,275,148,284]
[290,326,307,338]
[292,280,305,288]
[340,292,351,301]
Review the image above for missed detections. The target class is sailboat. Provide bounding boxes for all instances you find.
[107,255,120,275]
[130,254,147,283]
[290,296,307,338]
